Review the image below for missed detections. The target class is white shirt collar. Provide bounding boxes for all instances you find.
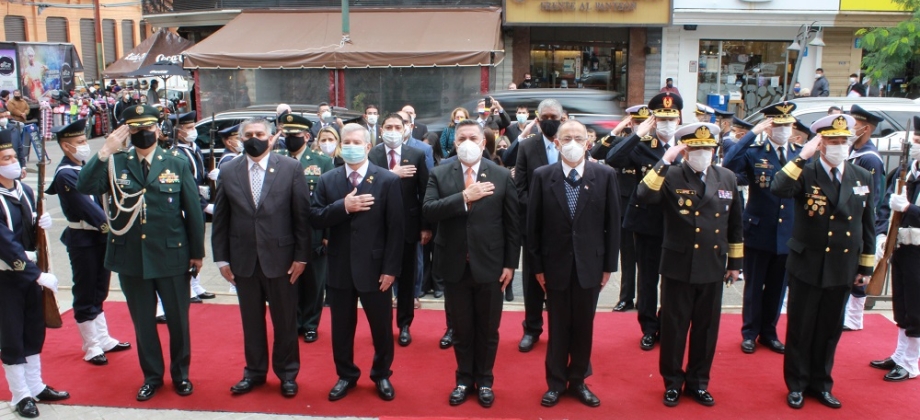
[246,154,270,172]
[385,144,402,157]
[561,159,586,178]
[819,157,845,180]
[768,139,787,154]
[136,146,159,166]
[345,159,370,180]
[460,159,482,179]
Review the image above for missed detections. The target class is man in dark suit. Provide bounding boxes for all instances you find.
[309,102,342,141]
[424,119,520,408]
[636,122,743,408]
[363,104,381,145]
[310,123,405,402]
[771,114,876,409]
[528,120,620,408]
[212,117,311,398]
[400,106,434,170]
[514,98,564,352]
[368,113,430,346]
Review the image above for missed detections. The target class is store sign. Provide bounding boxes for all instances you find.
[840,0,903,11]
[504,0,672,25]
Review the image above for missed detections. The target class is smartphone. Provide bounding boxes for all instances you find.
[484,97,492,108]
[188,265,199,277]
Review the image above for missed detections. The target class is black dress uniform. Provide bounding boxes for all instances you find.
[171,111,211,301]
[722,103,801,354]
[636,123,744,406]
[771,114,876,408]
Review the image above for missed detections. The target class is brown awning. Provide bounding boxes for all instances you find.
[182,8,504,69]
[103,29,195,78]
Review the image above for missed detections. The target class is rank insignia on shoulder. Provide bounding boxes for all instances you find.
[157,155,163,160]
[172,151,179,156]
[13,260,26,271]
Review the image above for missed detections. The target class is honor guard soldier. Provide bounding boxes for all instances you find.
[771,114,876,409]
[207,124,243,189]
[723,102,801,355]
[605,92,683,351]
[0,129,71,418]
[712,110,734,165]
[636,122,744,408]
[694,103,715,123]
[842,104,886,331]
[274,113,335,343]
[46,119,131,366]
[792,119,813,146]
[76,105,205,402]
[870,117,920,382]
[730,117,754,148]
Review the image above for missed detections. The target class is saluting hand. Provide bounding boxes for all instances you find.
[634,115,657,138]
[101,125,130,156]
[662,143,686,164]
[752,118,773,136]
[611,115,633,136]
[798,135,823,160]
[344,188,374,213]
[464,181,494,203]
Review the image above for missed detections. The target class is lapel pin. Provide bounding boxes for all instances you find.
[584,184,589,190]
[128,155,135,160]
[157,155,163,160]
[367,175,374,184]
[403,159,409,163]
[269,168,275,173]
[480,173,487,178]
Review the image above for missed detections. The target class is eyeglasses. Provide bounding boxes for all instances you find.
[559,137,587,144]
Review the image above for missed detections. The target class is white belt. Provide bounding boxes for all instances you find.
[897,228,920,246]
[0,251,36,271]
[68,221,99,231]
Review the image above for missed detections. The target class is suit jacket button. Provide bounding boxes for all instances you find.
[780,205,784,209]
[715,229,720,234]
[778,218,782,223]
[844,249,849,253]
[846,232,851,236]
[695,228,700,233]
[826,247,830,252]
[830,215,835,220]
[848,216,853,220]
[142,234,146,239]
[714,245,718,249]
[715,213,720,218]
[694,244,699,249]
[828,231,833,236]
[695,211,700,216]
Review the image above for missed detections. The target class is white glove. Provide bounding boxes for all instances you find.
[875,234,887,262]
[38,213,52,230]
[37,273,58,293]
[207,168,220,181]
[891,193,910,213]
[25,251,36,262]
[204,204,214,215]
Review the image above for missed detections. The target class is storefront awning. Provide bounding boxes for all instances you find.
[104,29,195,78]
[182,8,504,69]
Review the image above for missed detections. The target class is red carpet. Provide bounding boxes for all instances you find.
[2,302,918,419]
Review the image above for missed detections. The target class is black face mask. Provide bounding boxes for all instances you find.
[285,135,306,154]
[130,130,158,149]
[13,95,21,99]
[539,119,561,138]
[243,137,269,157]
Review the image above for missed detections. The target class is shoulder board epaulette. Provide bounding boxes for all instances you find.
[317,151,325,156]
[640,135,654,141]
[523,133,538,140]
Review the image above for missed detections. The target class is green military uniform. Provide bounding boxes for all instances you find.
[76,105,205,391]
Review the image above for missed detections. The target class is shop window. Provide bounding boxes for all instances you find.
[697,40,798,115]
[528,44,627,95]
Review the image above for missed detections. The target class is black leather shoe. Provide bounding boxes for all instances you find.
[155,315,167,324]
[758,339,785,354]
[541,390,561,407]
[434,290,444,299]
[136,383,161,401]
[398,326,412,347]
[612,301,634,312]
[787,391,804,409]
[190,296,202,304]
[15,397,39,418]
[685,388,714,406]
[230,377,266,394]
[376,378,395,401]
[741,339,756,354]
[810,391,841,408]
[519,334,538,352]
[663,389,680,407]
[569,384,600,407]
[88,354,108,365]
[478,386,495,407]
[106,342,132,353]
[870,357,897,370]
[328,379,357,401]
[440,329,454,349]
[174,380,193,396]
[504,287,514,302]
[449,385,471,406]
[281,380,298,397]
[198,292,216,299]
[304,330,318,343]
[36,386,70,401]
[884,365,914,382]
[640,334,657,351]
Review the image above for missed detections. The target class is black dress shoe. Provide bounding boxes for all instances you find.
[198,292,216,299]
[884,365,914,382]
[136,383,162,401]
[758,339,785,354]
[478,386,495,407]
[230,377,266,394]
[88,354,108,365]
[328,379,357,401]
[376,378,395,401]
[281,380,298,397]
[569,384,600,407]
[36,386,70,401]
[398,326,412,347]
[304,330,318,343]
[541,390,561,407]
[449,385,471,406]
[663,389,680,407]
[685,388,714,406]
[433,290,444,299]
[870,357,897,370]
[190,296,202,304]
[174,380,193,396]
[741,339,756,354]
[440,329,454,349]
[809,391,841,408]
[155,315,167,324]
[519,334,538,352]
[106,342,132,353]
[612,301,634,312]
[504,287,514,302]
[787,391,804,409]
[640,334,657,351]
[15,397,39,418]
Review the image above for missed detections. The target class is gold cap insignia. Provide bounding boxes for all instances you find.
[286,115,294,122]
[663,97,674,109]
[695,126,711,139]
[637,107,650,118]
[777,104,794,115]
[135,106,144,114]
[832,116,847,130]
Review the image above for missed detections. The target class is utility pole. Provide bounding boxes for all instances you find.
[342,0,349,36]
[94,0,105,82]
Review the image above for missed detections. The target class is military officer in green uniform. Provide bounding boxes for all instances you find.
[76,105,205,402]
[274,113,334,342]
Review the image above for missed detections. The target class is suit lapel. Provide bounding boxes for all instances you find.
[814,161,839,207]
[573,163,594,222]
[533,136,549,167]
[358,163,378,195]
[697,166,719,208]
[550,163,569,219]
[256,154,279,210]
[838,163,856,207]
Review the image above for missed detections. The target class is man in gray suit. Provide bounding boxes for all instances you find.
[211,117,312,398]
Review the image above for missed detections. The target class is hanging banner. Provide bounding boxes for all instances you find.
[0,45,18,93]
[17,44,75,102]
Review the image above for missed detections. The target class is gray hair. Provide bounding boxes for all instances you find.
[537,98,564,117]
[559,119,587,136]
[238,117,274,137]
[340,123,371,144]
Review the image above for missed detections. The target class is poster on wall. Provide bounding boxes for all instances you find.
[17,44,75,102]
[0,46,18,93]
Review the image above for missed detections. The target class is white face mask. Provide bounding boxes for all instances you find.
[686,149,713,172]
[404,125,412,139]
[0,118,8,126]
[560,140,586,164]
[454,118,462,124]
[382,131,403,149]
[320,141,337,156]
[910,143,920,162]
[340,144,367,164]
[771,126,792,145]
[850,77,858,84]
[656,120,678,140]
[74,144,92,162]
[183,128,198,143]
[815,73,822,79]
[366,115,378,125]
[457,139,482,165]
[321,111,332,121]
[823,144,849,167]
[0,161,21,180]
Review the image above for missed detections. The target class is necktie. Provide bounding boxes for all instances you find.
[142,160,150,179]
[547,144,558,165]
[697,171,706,197]
[251,163,264,206]
[565,169,581,217]
[831,167,841,191]
[778,147,787,166]
[389,150,397,170]
[349,171,361,188]
[465,167,475,188]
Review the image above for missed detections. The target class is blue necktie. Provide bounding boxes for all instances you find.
[547,143,558,165]
[565,169,580,217]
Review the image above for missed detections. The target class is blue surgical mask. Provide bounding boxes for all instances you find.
[340,144,367,164]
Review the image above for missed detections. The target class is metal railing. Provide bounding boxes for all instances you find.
[144,0,501,14]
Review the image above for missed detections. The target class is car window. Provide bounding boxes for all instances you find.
[196,118,244,151]
[877,111,913,137]
[795,112,825,129]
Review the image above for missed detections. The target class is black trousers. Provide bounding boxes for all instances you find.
[635,233,663,336]
[892,245,920,337]
[659,277,723,392]
[120,273,190,386]
[521,241,545,337]
[0,274,44,365]
[741,247,787,341]
[783,275,849,393]
[236,262,300,381]
[297,252,327,332]
[395,241,419,329]
[445,264,503,388]
[545,267,601,392]
[68,243,111,323]
[327,284,393,382]
[617,226,637,303]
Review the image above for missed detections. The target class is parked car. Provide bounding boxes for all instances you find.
[578,71,611,90]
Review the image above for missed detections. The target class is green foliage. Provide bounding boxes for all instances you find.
[859,0,920,85]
